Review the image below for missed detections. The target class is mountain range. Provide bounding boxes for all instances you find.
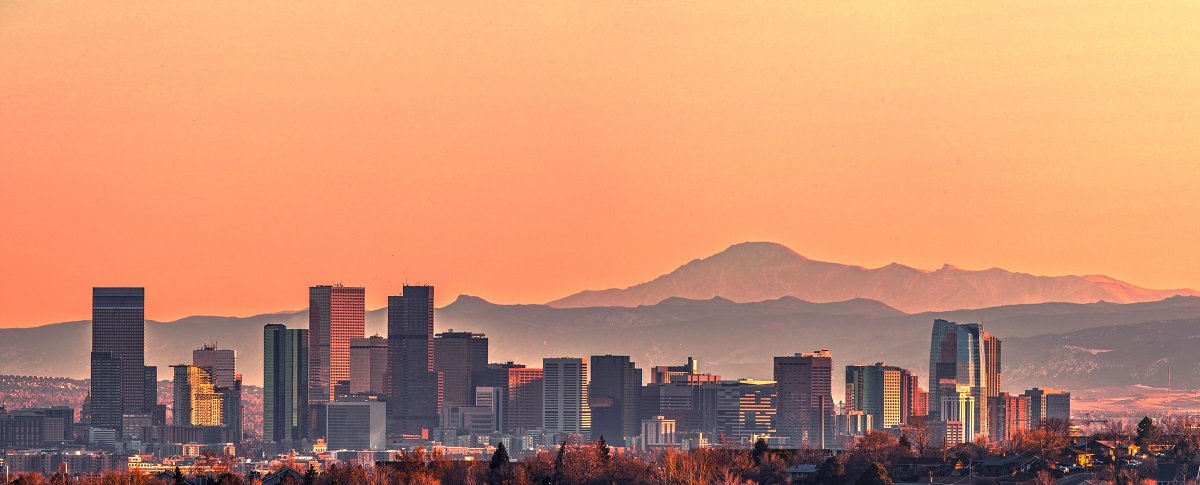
[550,242,1199,312]
[2,241,1198,411]
[4,294,1200,410]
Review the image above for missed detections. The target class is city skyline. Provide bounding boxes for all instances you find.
[2,1,1192,480]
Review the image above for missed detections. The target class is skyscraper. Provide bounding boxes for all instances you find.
[589,355,642,442]
[171,365,223,427]
[845,363,907,430]
[543,357,590,439]
[702,379,777,444]
[193,345,236,388]
[774,350,833,448]
[90,287,151,435]
[309,285,365,405]
[988,392,1030,443]
[388,286,440,434]
[471,362,546,433]
[929,319,1000,438]
[901,371,925,422]
[264,324,309,443]
[433,331,489,407]
[192,344,242,441]
[349,335,388,396]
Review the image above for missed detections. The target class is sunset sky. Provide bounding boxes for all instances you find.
[3,2,1199,328]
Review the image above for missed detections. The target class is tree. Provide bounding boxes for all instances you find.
[173,466,187,485]
[752,437,771,465]
[855,462,893,485]
[492,442,511,470]
[303,463,318,485]
[1136,416,1156,446]
[817,457,847,485]
[596,435,611,462]
[903,416,933,457]
[850,431,901,466]
[897,434,912,454]
[552,441,567,484]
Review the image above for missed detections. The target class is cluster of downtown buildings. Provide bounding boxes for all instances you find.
[0,286,1073,475]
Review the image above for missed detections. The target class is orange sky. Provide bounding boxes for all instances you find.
[3,2,1200,328]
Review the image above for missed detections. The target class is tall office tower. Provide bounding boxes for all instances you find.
[988,393,1030,444]
[192,344,241,439]
[264,324,309,442]
[929,319,1000,437]
[640,382,704,433]
[471,362,544,433]
[171,365,224,426]
[309,285,365,405]
[505,366,544,433]
[349,335,388,395]
[774,350,834,448]
[589,355,643,442]
[193,345,236,388]
[90,287,148,435]
[939,382,976,446]
[143,364,163,426]
[913,388,929,418]
[388,286,440,434]
[543,357,590,439]
[901,372,923,422]
[433,331,489,407]
[223,373,243,442]
[1022,388,1071,425]
[89,353,122,433]
[649,357,721,385]
[701,379,777,444]
[845,363,906,430]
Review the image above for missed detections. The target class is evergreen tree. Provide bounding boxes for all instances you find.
[173,466,186,485]
[597,435,611,462]
[553,441,567,484]
[752,437,771,465]
[816,456,846,485]
[1136,416,1156,446]
[304,463,318,485]
[855,462,894,485]
[491,442,511,470]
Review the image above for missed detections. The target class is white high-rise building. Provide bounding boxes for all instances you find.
[543,357,590,439]
[939,382,976,446]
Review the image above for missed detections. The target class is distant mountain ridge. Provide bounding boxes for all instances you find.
[548,242,1199,312]
[5,295,1200,398]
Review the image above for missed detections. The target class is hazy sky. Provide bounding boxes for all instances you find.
[3,2,1199,327]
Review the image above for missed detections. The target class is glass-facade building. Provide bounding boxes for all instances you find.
[264,324,309,442]
[388,286,441,434]
[928,319,1001,437]
[433,331,489,407]
[589,355,642,442]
